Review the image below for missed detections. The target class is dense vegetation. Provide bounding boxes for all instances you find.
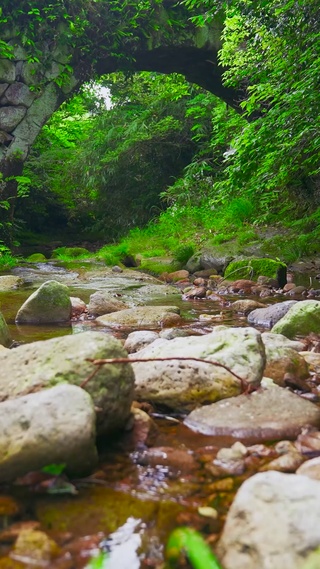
[1,0,320,267]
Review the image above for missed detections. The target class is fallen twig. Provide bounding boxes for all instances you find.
[81,356,253,393]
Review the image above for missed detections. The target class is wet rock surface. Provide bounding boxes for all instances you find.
[247,300,297,327]
[0,331,134,435]
[133,326,265,411]
[96,305,181,329]
[184,380,320,440]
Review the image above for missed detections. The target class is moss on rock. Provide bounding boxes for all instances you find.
[271,300,320,339]
[27,253,47,262]
[224,258,287,287]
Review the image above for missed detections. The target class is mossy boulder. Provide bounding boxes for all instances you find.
[51,246,90,259]
[271,300,320,339]
[0,311,11,347]
[27,253,47,262]
[16,280,71,324]
[224,258,287,287]
[0,331,135,435]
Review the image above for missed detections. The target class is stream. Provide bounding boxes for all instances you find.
[0,260,319,568]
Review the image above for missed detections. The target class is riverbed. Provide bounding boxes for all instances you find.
[0,260,319,569]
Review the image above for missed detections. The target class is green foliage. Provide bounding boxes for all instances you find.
[22,72,196,240]
[42,463,66,476]
[7,0,320,265]
[173,244,195,264]
[86,552,109,569]
[0,249,18,270]
[166,526,223,569]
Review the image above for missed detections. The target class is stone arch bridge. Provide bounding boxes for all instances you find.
[0,2,244,238]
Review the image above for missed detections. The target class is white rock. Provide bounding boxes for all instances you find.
[132,326,265,411]
[218,471,320,569]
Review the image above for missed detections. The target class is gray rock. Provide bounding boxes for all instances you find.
[184,380,320,439]
[0,83,8,97]
[132,326,265,412]
[262,332,309,385]
[272,300,320,339]
[124,330,159,353]
[247,300,297,327]
[96,305,181,329]
[9,82,61,160]
[88,291,128,316]
[159,327,190,340]
[0,311,11,347]
[20,61,43,85]
[0,105,26,131]
[0,60,15,83]
[1,82,35,107]
[16,280,71,323]
[200,251,233,273]
[0,384,97,482]
[218,471,320,569]
[0,331,134,435]
[0,275,23,291]
[185,252,202,273]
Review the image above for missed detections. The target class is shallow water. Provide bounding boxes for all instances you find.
[0,261,317,567]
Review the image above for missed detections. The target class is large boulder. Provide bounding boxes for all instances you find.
[0,311,11,347]
[15,280,71,323]
[272,300,320,339]
[0,384,97,482]
[247,300,297,327]
[0,331,134,435]
[217,471,320,569]
[96,305,181,329]
[132,326,265,412]
[184,380,320,439]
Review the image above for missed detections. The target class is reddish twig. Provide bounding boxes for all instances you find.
[80,356,252,393]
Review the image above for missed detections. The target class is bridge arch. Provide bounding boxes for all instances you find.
[0,2,243,241]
